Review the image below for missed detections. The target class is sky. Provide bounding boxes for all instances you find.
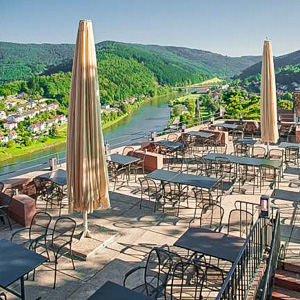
[1,0,300,57]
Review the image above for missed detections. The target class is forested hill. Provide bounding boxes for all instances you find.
[238,49,300,79]
[0,40,260,83]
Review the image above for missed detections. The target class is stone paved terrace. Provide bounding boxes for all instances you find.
[0,123,300,300]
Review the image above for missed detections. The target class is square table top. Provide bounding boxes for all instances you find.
[39,168,67,186]
[0,239,47,287]
[234,139,257,145]
[203,153,281,169]
[213,123,238,130]
[271,189,300,203]
[185,131,214,138]
[174,227,246,263]
[147,169,220,190]
[154,140,183,149]
[284,166,300,176]
[87,281,152,300]
[108,154,141,166]
[279,142,300,149]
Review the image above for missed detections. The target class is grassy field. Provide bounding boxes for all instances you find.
[185,78,223,87]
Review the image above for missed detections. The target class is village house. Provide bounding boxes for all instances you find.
[28,121,46,133]
[7,114,25,123]
[3,121,18,131]
[46,103,59,111]
[0,111,7,120]
[8,130,18,140]
[17,106,25,113]
[5,101,17,110]
[0,133,9,143]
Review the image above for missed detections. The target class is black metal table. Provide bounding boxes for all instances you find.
[271,189,300,203]
[203,153,281,188]
[87,280,152,300]
[0,239,47,299]
[234,139,256,145]
[147,169,220,190]
[284,166,300,176]
[279,142,300,149]
[212,123,239,130]
[154,140,183,150]
[185,131,214,138]
[174,227,246,263]
[203,153,281,169]
[40,168,67,187]
[108,154,141,166]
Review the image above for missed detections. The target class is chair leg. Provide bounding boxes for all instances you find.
[6,214,12,230]
[70,246,75,270]
[53,255,58,289]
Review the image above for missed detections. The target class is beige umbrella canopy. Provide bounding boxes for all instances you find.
[260,40,279,146]
[67,20,110,238]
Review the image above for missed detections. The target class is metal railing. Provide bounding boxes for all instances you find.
[259,210,281,299]
[216,215,269,300]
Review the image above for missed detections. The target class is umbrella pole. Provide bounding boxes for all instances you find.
[80,211,92,240]
[266,141,270,153]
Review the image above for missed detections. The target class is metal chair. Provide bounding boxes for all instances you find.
[234,143,249,157]
[169,260,206,300]
[285,146,299,167]
[48,216,76,288]
[0,292,7,300]
[260,164,277,190]
[0,191,13,230]
[11,212,52,258]
[190,203,224,232]
[0,182,4,192]
[33,176,50,204]
[122,146,134,156]
[167,133,179,142]
[192,189,220,219]
[3,188,15,197]
[108,161,129,191]
[252,146,267,158]
[268,149,283,161]
[228,209,253,238]
[130,152,146,181]
[163,182,189,216]
[139,178,163,212]
[124,247,173,299]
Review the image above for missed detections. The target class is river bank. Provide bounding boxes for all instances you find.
[0,91,179,163]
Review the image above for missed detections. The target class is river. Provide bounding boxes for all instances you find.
[0,92,183,180]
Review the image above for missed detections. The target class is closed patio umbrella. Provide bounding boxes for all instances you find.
[260,40,279,149]
[67,20,110,238]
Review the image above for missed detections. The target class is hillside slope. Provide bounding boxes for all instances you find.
[239,49,300,79]
[0,40,260,83]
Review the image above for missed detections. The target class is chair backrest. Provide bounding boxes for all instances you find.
[268,149,283,161]
[144,247,173,298]
[215,156,231,176]
[3,188,15,198]
[0,191,13,207]
[167,133,178,142]
[252,146,266,158]
[139,178,159,195]
[0,182,4,192]
[169,260,206,300]
[122,146,134,156]
[0,292,7,300]
[200,204,224,230]
[51,217,76,246]
[194,189,215,210]
[234,143,248,157]
[29,212,52,242]
[228,209,253,237]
